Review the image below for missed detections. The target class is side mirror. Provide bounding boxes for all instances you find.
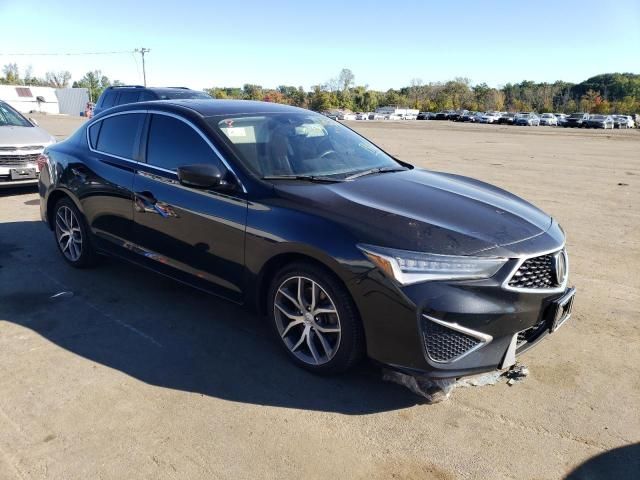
[29,117,39,126]
[177,164,231,190]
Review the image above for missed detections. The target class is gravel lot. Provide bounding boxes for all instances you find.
[1,114,638,480]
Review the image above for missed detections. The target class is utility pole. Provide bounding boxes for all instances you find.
[135,48,150,86]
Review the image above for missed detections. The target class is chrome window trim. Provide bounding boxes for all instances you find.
[422,314,493,364]
[86,109,247,193]
[501,246,568,293]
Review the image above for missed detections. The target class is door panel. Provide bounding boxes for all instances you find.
[132,168,247,301]
[131,113,248,302]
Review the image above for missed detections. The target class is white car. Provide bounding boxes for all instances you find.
[614,115,635,129]
[338,113,357,121]
[479,112,500,124]
[368,113,384,120]
[539,113,558,126]
[0,101,56,189]
[384,113,403,120]
[402,114,417,120]
[355,113,369,120]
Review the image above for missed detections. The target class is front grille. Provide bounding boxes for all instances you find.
[0,154,40,167]
[0,145,44,152]
[421,317,482,362]
[508,254,558,289]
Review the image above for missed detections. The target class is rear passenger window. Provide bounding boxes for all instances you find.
[117,91,141,105]
[95,113,144,159]
[146,114,215,171]
[88,121,102,148]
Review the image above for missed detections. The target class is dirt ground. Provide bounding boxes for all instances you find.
[1,114,638,480]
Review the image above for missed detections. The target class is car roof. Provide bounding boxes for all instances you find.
[107,86,189,92]
[94,99,307,119]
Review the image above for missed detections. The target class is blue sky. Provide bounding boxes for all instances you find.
[1,0,639,90]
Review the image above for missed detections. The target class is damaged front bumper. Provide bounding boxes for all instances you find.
[351,256,576,380]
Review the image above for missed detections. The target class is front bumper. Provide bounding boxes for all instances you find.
[350,248,574,379]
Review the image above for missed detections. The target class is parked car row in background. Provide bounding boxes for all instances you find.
[411,110,637,128]
[323,108,639,128]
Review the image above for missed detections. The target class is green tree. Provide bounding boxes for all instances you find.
[73,71,121,102]
[1,63,20,84]
[242,84,263,100]
[309,86,335,111]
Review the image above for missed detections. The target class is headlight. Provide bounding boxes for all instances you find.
[357,244,507,285]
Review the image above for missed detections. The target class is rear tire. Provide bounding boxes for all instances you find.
[267,262,365,374]
[53,198,98,268]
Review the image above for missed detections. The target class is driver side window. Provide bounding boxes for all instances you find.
[146,114,218,171]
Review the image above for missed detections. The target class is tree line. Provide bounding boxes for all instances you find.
[2,63,638,114]
[206,70,640,114]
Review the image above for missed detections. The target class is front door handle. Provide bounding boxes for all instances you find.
[135,191,174,218]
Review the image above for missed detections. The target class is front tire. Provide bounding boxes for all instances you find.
[53,198,98,268]
[267,262,365,374]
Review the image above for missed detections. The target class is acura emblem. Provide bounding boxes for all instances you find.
[553,251,567,285]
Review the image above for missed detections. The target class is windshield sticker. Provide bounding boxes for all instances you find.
[225,127,246,137]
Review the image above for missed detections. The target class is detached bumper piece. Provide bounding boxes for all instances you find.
[420,315,492,363]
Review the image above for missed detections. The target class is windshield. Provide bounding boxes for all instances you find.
[157,90,212,100]
[209,112,403,179]
[542,114,553,117]
[590,115,605,120]
[0,102,31,127]
[569,113,584,118]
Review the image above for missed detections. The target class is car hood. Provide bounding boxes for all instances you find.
[274,169,553,256]
[0,126,55,147]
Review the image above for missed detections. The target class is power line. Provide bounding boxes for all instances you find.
[0,50,133,56]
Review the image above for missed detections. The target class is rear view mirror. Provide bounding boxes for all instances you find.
[177,164,230,190]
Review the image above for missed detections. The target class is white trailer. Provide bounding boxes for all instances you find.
[0,85,59,114]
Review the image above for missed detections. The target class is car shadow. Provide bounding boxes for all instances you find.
[0,220,420,414]
[564,443,640,479]
[0,185,38,197]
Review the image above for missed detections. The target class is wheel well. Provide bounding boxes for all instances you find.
[256,253,350,317]
[46,190,72,229]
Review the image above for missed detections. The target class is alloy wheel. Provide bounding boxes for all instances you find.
[273,276,341,365]
[55,205,83,262]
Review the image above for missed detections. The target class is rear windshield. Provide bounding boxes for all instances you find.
[156,90,212,100]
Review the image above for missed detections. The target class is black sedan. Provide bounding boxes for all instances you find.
[585,114,614,129]
[417,112,435,120]
[38,100,575,380]
[496,113,516,125]
[434,110,455,120]
[564,113,589,127]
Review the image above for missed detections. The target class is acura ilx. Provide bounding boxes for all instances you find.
[38,100,575,379]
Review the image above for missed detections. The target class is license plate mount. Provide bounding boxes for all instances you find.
[549,287,576,332]
[10,168,37,180]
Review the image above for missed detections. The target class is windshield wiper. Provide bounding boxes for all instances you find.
[262,174,343,183]
[344,167,406,181]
